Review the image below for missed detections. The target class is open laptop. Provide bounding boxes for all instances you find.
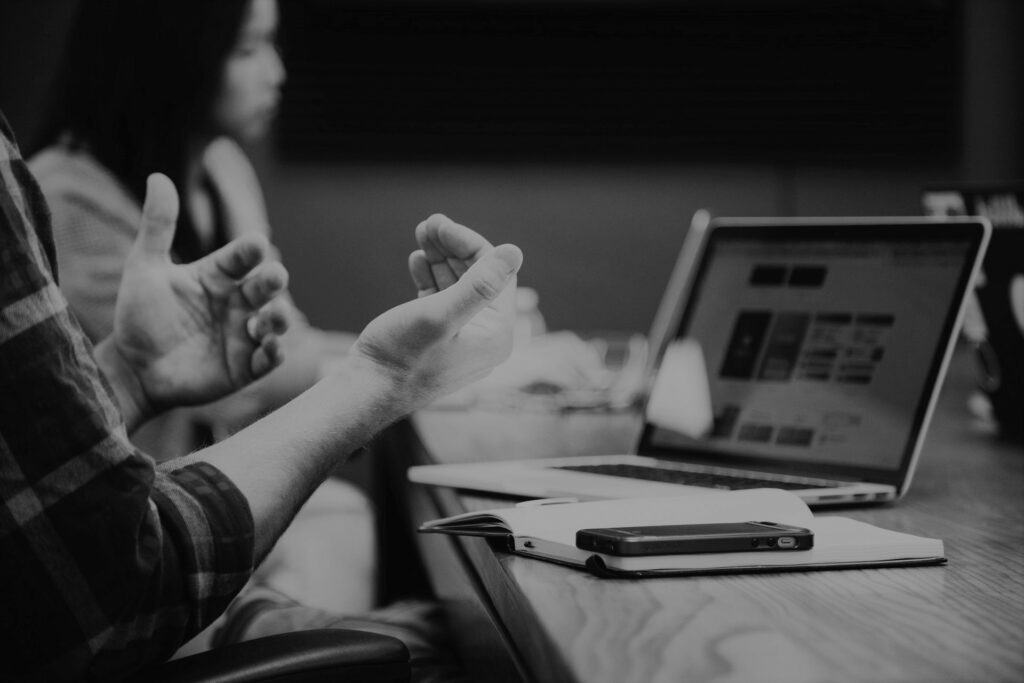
[922,183,1024,441]
[410,216,991,506]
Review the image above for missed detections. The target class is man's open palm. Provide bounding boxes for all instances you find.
[112,174,290,412]
[353,214,522,410]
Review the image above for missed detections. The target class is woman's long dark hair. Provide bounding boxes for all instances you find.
[33,0,251,261]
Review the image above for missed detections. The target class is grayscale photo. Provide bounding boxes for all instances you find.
[1,1,1021,681]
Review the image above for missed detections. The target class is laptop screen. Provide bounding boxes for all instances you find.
[640,220,987,485]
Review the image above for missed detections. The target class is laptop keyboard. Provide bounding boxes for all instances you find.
[554,463,838,491]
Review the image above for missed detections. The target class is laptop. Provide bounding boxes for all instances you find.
[923,183,1024,440]
[410,216,991,506]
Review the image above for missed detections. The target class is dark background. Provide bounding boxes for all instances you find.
[2,0,1021,334]
[276,0,960,163]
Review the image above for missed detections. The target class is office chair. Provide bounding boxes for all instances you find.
[136,629,410,682]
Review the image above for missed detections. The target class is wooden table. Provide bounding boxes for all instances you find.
[390,345,1024,683]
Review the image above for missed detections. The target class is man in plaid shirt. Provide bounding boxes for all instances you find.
[0,110,523,680]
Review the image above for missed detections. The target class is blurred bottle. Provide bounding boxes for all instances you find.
[515,287,547,345]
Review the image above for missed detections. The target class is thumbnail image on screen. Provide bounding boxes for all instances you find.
[647,237,972,471]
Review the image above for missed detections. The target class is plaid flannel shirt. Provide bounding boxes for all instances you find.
[0,112,255,680]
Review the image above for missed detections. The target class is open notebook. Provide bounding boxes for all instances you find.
[418,489,945,578]
[410,217,990,506]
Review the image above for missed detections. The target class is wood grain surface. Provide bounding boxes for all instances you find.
[406,345,1024,683]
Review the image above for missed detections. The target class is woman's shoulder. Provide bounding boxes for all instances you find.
[203,137,263,202]
[203,136,254,174]
[203,136,272,239]
[29,144,141,228]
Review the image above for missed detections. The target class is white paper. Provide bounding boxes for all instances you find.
[645,338,713,438]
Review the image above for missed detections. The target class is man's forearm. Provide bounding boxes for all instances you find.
[96,322,397,562]
[194,356,406,560]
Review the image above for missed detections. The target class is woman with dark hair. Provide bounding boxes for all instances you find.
[30,0,380,656]
[33,0,269,267]
[31,0,349,425]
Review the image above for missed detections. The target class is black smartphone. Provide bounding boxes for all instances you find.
[575,521,814,556]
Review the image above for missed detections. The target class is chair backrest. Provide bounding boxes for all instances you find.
[136,629,410,683]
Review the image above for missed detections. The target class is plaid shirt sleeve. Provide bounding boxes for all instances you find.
[0,114,256,680]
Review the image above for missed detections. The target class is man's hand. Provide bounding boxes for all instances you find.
[350,214,523,413]
[95,174,290,427]
[198,215,521,556]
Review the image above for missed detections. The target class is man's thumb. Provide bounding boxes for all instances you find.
[436,244,523,326]
[135,173,179,257]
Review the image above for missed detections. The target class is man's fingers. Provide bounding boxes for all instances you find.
[239,260,289,309]
[135,173,180,258]
[409,250,438,297]
[247,300,290,340]
[416,214,494,260]
[430,244,523,328]
[250,334,284,379]
[418,222,459,292]
[416,215,494,292]
[198,234,271,290]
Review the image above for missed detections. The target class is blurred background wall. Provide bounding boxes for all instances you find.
[2,0,1020,334]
